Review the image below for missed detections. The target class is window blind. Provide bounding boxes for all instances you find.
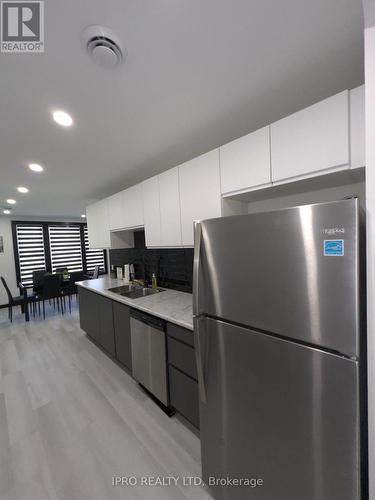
[13,222,106,285]
[84,226,105,272]
[15,224,47,285]
[48,225,83,272]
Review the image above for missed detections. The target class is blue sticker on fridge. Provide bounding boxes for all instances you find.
[324,239,344,256]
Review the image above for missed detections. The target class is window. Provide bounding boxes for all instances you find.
[15,224,47,285]
[48,225,83,272]
[83,226,105,273]
[12,222,106,285]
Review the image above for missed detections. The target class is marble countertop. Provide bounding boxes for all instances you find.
[76,277,194,331]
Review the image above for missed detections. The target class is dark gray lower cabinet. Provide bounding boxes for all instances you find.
[78,288,115,357]
[113,302,132,371]
[79,288,199,429]
[98,296,115,357]
[78,287,100,343]
[167,324,200,428]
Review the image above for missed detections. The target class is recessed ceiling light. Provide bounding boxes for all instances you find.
[52,110,73,127]
[3,209,11,214]
[81,214,86,218]
[17,186,29,193]
[6,199,16,205]
[29,163,44,172]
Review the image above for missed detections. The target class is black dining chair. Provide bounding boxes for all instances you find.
[69,271,85,293]
[1,276,36,322]
[61,271,85,312]
[39,274,64,319]
[32,269,46,294]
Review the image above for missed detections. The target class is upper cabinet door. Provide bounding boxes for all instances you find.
[159,167,182,246]
[142,176,161,247]
[350,85,365,169]
[220,126,271,195]
[86,199,111,249]
[271,90,350,182]
[86,203,98,248]
[122,183,144,229]
[108,191,125,230]
[179,149,221,246]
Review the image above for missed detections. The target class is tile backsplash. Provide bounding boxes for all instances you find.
[109,231,193,293]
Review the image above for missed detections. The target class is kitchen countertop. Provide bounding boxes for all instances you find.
[76,277,194,331]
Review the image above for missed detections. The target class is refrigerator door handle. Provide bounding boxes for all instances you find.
[193,222,207,403]
[194,316,207,404]
[193,221,202,316]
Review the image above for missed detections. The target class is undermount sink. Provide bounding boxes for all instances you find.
[107,285,131,295]
[122,288,165,299]
[108,285,165,300]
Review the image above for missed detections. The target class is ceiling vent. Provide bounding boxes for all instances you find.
[81,25,124,69]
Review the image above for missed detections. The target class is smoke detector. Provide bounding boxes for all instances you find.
[81,25,124,69]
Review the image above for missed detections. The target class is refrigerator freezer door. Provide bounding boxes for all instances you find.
[196,198,360,356]
[200,318,360,500]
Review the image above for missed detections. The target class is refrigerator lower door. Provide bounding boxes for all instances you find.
[200,318,360,500]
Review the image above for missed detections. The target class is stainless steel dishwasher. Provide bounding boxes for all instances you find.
[130,309,169,407]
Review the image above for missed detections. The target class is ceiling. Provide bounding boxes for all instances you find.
[0,0,364,218]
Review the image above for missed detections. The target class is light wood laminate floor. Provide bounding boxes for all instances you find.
[0,302,213,500]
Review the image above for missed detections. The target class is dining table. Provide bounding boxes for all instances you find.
[18,276,70,322]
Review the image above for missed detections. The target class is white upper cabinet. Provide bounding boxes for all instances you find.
[108,191,125,230]
[108,183,143,231]
[86,199,111,249]
[89,87,364,250]
[220,126,271,194]
[142,176,161,247]
[271,90,350,182]
[122,183,144,228]
[179,149,222,246]
[159,167,182,246]
[350,85,365,169]
[142,168,182,248]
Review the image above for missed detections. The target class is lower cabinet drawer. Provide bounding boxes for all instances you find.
[169,366,200,429]
[167,336,198,380]
[167,323,194,347]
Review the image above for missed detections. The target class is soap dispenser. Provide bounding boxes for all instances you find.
[151,273,157,289]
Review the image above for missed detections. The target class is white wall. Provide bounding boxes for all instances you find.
[0,217,18,304]
[365,21,375,500]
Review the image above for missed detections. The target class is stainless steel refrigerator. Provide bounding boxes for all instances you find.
[193,198,366,500]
